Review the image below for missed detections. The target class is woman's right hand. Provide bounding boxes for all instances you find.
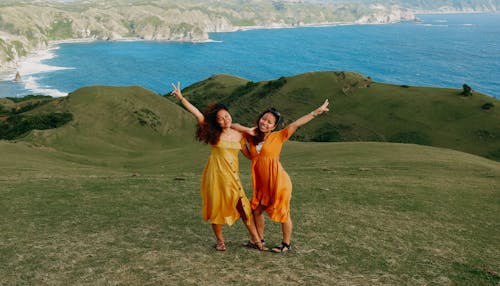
[170,81,183,100]
[248,126,257,136]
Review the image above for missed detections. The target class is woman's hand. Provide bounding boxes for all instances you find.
[248,126,257,136]
[231,123,257,136]
[312,99,330,116]
[170,81,204,123]
[170,81,183,100]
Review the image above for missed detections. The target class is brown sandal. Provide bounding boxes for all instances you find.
[215,241,226,251]
[244,240,269,251]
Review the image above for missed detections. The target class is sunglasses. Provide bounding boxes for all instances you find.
[267,108,281,118]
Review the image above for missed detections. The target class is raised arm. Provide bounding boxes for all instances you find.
[231,123,257,136]
[171,82,204,124]
[286,99,330,135]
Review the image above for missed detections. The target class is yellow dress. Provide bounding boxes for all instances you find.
[200,140,252,226]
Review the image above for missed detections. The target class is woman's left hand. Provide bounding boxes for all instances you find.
[170,81,183,100]
[314,99,330,115]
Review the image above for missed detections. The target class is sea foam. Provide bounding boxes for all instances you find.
[15,46,73,97]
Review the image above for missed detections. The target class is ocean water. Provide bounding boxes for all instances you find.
[0,13,498,98]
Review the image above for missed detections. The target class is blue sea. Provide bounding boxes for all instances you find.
[0,13,499,98]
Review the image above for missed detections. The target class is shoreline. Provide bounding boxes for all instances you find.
[0,11,495,98]
[0,20,404,77]
[1,10,490,78]
[0,10,494,77]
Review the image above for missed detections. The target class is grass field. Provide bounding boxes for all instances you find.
[1,139,499,285]
[1,83,499,285]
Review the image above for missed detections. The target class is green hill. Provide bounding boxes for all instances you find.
[31,86,194,147]
[175,72,500,161]
[1,85,200,169]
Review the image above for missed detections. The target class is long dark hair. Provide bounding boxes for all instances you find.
[250,107,281,145]
[196,103,229,145]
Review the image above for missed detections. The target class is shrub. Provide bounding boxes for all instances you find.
[6,95,52,103]
[389,131,432,145]
[264,77,287,91]
[0,112,73,140]
[227,81,259,100]
[474,129,495,142]
[134,109,160,131]
[486,148,500,162]
[311,129,342,142]
[311,123,345,142]
[460,84,472,97]
[481,102,494,110]
[12,101,51,114]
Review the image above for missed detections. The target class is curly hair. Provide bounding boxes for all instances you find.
[196,103,229,145]
[250,107,281,145]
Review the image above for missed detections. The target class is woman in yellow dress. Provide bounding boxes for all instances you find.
[233,100,329,253]
[171,82,267,252]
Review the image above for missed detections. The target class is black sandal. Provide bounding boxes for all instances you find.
[271,241,291,253]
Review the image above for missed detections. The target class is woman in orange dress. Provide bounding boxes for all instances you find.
[170,82,267,252]
[233,100,329,253]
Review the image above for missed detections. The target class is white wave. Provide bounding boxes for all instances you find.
[418,23,448,27]
[0,71,15,81]
[23,76,68,97]
[17,47,73,76]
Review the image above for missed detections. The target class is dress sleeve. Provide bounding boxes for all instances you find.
[277,127,292,142]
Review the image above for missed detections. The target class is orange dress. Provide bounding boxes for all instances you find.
[247,128,293,223]
[200,140,252,226]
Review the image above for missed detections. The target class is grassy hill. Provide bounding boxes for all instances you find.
[0,83,499,285]
[5,86,198,161]
[175,71,500,161]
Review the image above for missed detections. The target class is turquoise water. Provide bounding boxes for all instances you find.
[0,13,498,98]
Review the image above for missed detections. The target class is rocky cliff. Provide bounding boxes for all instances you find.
[0,1,424,70]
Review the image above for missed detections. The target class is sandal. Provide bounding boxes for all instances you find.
[271,241,291,253]
[243,240,269,251]
[215,241,226,251]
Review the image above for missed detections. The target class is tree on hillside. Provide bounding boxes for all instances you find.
[460,83,473,96]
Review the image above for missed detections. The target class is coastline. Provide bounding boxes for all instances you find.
[1,10,477,79]
[0,11,495,98]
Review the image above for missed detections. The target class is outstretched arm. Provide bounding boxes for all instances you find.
[286,99,330,135]
[231,123,257,136]
[171,82,204,124]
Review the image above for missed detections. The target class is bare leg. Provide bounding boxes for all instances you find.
[253,205,266,241]
[271,215,293,253]
[237,199,268,251]
[211,224,226,251]
[281,215,292,245]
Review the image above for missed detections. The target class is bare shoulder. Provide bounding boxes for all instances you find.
[222,129,243,142]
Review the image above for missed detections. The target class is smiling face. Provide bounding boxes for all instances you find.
[216,109,232,129]
[258,112,277,133]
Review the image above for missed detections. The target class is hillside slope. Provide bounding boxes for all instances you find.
[18,85,197,159]
[176,72,500,161]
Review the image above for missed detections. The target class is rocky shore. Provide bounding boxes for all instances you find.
[0,2,424,76]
